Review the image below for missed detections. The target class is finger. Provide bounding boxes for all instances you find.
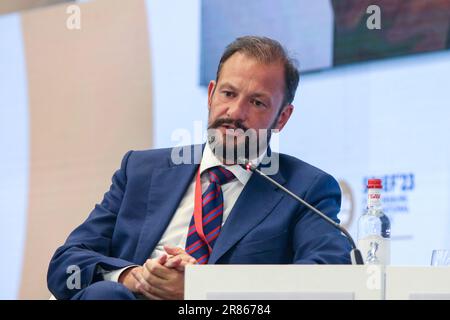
[131,269,147,291]
[166,256,192,271]
[141,264,167,289]
[165,256,182,268]
[175,258,198,272]
[132,269,163,300]
[178,255,198,265]
[178,256,197,266]
[164,247,197,265]
[131,269,161,300]
[136,281,163,300]
[157,254,168,265]
[144,267,185,300]
[137,271,174,301]
[171,256,197,271]
[186,257,198,265]
[144,258,172,280]
[164,245,185,255]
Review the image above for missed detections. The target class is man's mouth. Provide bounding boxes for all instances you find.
[219,125,248,138]
[220,124,237,130]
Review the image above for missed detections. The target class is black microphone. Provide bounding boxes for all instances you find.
[240,159,364,265]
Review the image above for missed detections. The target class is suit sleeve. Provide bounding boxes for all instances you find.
[47,151,136,299]
[292,173,352,264]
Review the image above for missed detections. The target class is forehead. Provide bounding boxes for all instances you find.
[218,53,285,96]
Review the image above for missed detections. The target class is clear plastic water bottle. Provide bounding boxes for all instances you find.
[357,179,391,265]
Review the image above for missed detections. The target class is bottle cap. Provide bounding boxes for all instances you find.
[367,179,382,189]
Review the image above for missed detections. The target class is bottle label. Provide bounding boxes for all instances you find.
[367,189,381,208]
[357,235,390,265]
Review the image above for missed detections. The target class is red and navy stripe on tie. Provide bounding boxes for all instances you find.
[185,166,235,264]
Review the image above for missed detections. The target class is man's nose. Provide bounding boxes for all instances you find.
[226,98,248,121]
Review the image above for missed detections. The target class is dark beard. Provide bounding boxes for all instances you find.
[207,118,274,165]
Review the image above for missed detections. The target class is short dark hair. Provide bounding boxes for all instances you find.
[215,36,300,107]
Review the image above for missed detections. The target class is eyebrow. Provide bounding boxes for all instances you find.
[217,82,238,91]
[218,82,271,101]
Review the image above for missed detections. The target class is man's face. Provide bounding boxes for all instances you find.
[207,52,293,163]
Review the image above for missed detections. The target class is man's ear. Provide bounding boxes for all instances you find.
[207,80,216,110]
[274,104,294,131]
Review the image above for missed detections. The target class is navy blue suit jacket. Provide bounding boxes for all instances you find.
[48,145,351,299]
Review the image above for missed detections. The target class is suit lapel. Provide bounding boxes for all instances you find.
[208,168,286,264]
[133,150,200,263]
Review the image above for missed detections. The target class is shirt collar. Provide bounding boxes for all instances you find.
[199,142,266,186]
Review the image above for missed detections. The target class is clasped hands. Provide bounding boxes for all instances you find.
[119,245,197,300]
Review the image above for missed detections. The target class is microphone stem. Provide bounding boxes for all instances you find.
[251,166,363,264]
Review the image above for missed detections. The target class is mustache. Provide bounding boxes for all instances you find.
[208,118,248,131]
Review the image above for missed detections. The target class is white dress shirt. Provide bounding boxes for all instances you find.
[103,143,263,281]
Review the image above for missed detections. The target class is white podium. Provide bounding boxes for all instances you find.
[185,265,383,300]
[385,266,450,300]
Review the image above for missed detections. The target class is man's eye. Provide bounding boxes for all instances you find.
[252,99,266,108]
[222,91,234,97]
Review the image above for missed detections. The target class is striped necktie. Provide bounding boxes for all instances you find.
[185,166,235,264]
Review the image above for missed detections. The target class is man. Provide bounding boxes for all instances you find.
[47,36,351,300]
